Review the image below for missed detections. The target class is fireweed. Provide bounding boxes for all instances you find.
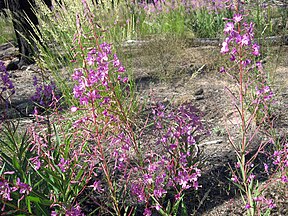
[0,171,32,212]
[31,76,62,112]
[67,33,207,214]
[130,102,207,215]
[220,2,286,215]
[50,3,206,213]
[0,61,15,117]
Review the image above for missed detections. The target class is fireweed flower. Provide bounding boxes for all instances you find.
[0,179,17,201]
[224,22,234,33]
[221,38,230,54]
[72,42,128,116]
[252,43,260,56]
[65,203,84,216]
[0,61,15,105]
[16,178,32,195]
[31,77,61,110]
[233,14,243,23]
[220,9,280,216]
[130,102,206,210]
[58,158,70,173]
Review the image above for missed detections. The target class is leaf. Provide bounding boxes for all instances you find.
[0,162,5,175]
[26,196,32,213]
[180,200,188,216]
[171,194,185,215]
[165,199,171,214]
[12,156,21,170]
[27,196,41,203]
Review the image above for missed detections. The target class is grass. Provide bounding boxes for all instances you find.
[0,13,16,44]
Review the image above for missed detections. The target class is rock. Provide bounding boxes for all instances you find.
[6,58,19,71]
[195,95,204,100]
[194,88,204,96]
[0,46,18,59]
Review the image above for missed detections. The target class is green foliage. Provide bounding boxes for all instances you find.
[188,8,233,38]
[0,13,15,44]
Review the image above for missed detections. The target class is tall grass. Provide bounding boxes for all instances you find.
[0,12,16,44]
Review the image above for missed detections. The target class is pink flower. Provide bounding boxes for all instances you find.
[252,43,260,56]
[143,208,152,216]
[231,175,238,183]
[71,106,78,112]
[221,40,229,54]
[233,14,243,23]
[224,22,234,33]
[245,203,251,209]
[89,180,103,192]
[240,34,250,46]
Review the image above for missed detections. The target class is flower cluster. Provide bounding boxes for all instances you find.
[51,203,84,216]
[0,61,15,101]
[72,42,127,112]
[31,76,61,110]
[272,143,288,173]
[131,103,206,212]
[220,8,282,215]
[253,196,276,210]
[221,14,259,57]
[0,174,32,202]
[220,13,274,115]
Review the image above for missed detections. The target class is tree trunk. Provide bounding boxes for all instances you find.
[5,0,39,66]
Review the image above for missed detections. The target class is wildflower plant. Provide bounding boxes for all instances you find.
[220,1,286,215]
[31,76,62,112]
[0,61,15,114]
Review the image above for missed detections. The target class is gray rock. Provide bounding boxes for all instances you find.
[194,88,204,96]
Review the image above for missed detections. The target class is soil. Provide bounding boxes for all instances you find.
[0,40,287,215]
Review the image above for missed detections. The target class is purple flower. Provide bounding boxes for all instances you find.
[245,203,251,209]
[143,208,152,216]
[65,204,84,216]
[16,178,32,195]
[224,22,234,33]
[233,14,243,23]
[30,156,41,170]
[221,39,229,54]
[0,180,17,201]
[153,188,167,198]
[113,54,121,67]
[89,180,103,192]
[0,61,15,97]
[220,66,226,73]
[72,69,83,81]
[264,163,269,173]
[143,174,153,184]
[117,65,126,73]
[231,175,239,183]
[240,34,250,46]
[267,199,276,209]
[252,43,260,56]
[281,175,288,183]
[71,106,78,112]
[58,158,70,173]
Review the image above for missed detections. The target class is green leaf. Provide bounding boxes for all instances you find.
[12,156,21,171]
[171,194,185,215]
[165,199,171,213]
[180,200,188,216]
[27,196,41,203]
[26,196,32,213]
[0,162,5,175]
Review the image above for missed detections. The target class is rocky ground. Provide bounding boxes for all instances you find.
[0,40,287,215]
